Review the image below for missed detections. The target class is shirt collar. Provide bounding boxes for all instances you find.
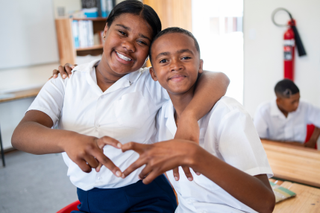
[73,59,145,95]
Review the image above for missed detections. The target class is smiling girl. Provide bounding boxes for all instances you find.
[12,0,229,212]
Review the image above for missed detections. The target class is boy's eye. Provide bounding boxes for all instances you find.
[181,56,191,60]
[159,59,168,63]
[137,40,148,46]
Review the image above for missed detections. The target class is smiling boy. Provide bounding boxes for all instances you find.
[121,27,275,213]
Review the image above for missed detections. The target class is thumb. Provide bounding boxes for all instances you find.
[97,136,121,149]
[121,142,145,154]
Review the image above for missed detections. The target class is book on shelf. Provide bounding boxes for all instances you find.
[72,20,96,48]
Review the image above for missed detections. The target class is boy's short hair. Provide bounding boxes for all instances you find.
[149,27,201,64]
[274,79,300,98]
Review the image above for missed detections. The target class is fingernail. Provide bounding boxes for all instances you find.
[188,177,193,181]
[117,143,121,148]
[116,171,121,177]
[53,74,57,78]
[174,176,179,181]
[62,74,67,78]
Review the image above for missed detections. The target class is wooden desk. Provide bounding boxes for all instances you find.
[262,139,320,188]
[0,87,41,103]
[271,180,320,213]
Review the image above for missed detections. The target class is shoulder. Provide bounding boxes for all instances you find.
[72,59,100,75]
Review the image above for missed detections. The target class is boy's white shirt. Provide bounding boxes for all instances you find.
[254,99,320,143]
[28,59,169,190]
[157,97,273,213]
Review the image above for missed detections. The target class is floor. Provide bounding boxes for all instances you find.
[0,150,78,213]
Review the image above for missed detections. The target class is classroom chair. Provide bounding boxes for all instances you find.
[56,200,80,213]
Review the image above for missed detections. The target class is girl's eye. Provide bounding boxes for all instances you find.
[137,40,148,46]
[118,30,126,36]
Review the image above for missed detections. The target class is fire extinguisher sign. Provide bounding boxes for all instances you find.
[284,39,294,61]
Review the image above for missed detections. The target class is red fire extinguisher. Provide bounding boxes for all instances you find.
[272,8,306,81]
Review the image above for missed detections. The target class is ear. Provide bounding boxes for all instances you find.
[276,97,281,105]
[103,24,109,39]
[198,59,204,74]
[149,67,158,81]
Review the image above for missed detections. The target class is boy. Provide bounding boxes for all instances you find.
[120,27,275,213]
[254,79,320,148]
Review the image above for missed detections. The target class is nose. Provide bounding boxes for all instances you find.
[170,58,183,72]
[122,39,136,52]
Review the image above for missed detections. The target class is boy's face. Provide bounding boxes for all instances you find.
[276,92,300,113]
[149,32,203,95]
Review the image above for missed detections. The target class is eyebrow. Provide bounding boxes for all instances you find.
[115,24,151,42]
[155,49,194,60]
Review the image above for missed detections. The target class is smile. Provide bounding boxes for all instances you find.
[116,52,132,62]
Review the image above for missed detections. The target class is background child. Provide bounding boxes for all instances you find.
[254,79,320,149]
[12,1,229,212]
[120,27,275,213]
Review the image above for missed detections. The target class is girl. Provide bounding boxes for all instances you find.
[12,0,229,212]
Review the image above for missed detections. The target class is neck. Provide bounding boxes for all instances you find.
[277,105,289,118]
[96,62,123,92]
[170,89,194,124]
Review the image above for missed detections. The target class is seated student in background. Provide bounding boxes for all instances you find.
[120,27,275,213]
[254,79,320,149]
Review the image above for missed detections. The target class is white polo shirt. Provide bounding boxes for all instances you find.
[157,97,273,213]
[254,100,320,143]
[28,59,168,191]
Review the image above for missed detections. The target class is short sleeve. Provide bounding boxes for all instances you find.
[216,107,273,177]
[27,76,66,124]
[253,105,269,139]
[304,102,320,127]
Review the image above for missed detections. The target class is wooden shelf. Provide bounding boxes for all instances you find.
[55,18,106,65]
[0,87,41,103]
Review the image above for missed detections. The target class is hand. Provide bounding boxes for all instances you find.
[63,135,123,177]
[121,140,197,184]
[173,114,200,181]
[52,63,76,79]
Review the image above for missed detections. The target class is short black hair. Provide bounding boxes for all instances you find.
[274,79,300,98]
[106,0,161,39]
[149,27,200,64]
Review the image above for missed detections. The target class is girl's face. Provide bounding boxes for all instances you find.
[101,13,153,78]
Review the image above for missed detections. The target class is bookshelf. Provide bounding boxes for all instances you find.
[55,17,107,65]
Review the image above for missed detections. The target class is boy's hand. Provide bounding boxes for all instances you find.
[63,135,123,177]
[52,63,75,79]
[304,139,317,148]
[121,140,197,184]
[173,114,200,181]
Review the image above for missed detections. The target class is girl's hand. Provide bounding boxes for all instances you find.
[63,135,123,177]
[121,140,197,184]
[52,63,75,79]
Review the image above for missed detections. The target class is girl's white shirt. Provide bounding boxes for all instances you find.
[28,59,169,190]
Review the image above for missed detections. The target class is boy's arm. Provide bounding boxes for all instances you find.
[175,71,229,142]
[121,140,275,213]
[12,110,122,176]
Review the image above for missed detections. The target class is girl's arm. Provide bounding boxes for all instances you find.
[121,140,275,213]
[175,71,229,142]
[12,110,122,176]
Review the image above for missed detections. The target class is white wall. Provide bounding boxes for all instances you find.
[244,0,320,117]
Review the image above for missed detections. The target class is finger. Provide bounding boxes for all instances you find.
[65,63,73,76]
[121,142,145,154]
[75,159,92,173]
[142,171,160,185]
[172,167,180,181]
[58,65,68,79]
[94,152,122,177]
[192,168,201,176]
[52,69,59,79]
[97,136,121,149]
[122,157,146,178]
[182,166,193,181]
[95,163,102,172]
[83,155,99,169]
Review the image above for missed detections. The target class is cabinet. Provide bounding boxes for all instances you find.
[55,18,107,65]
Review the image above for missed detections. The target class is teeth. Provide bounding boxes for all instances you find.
[116,52,132,61]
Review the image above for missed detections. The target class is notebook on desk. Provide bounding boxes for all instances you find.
[270,181,296,203]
